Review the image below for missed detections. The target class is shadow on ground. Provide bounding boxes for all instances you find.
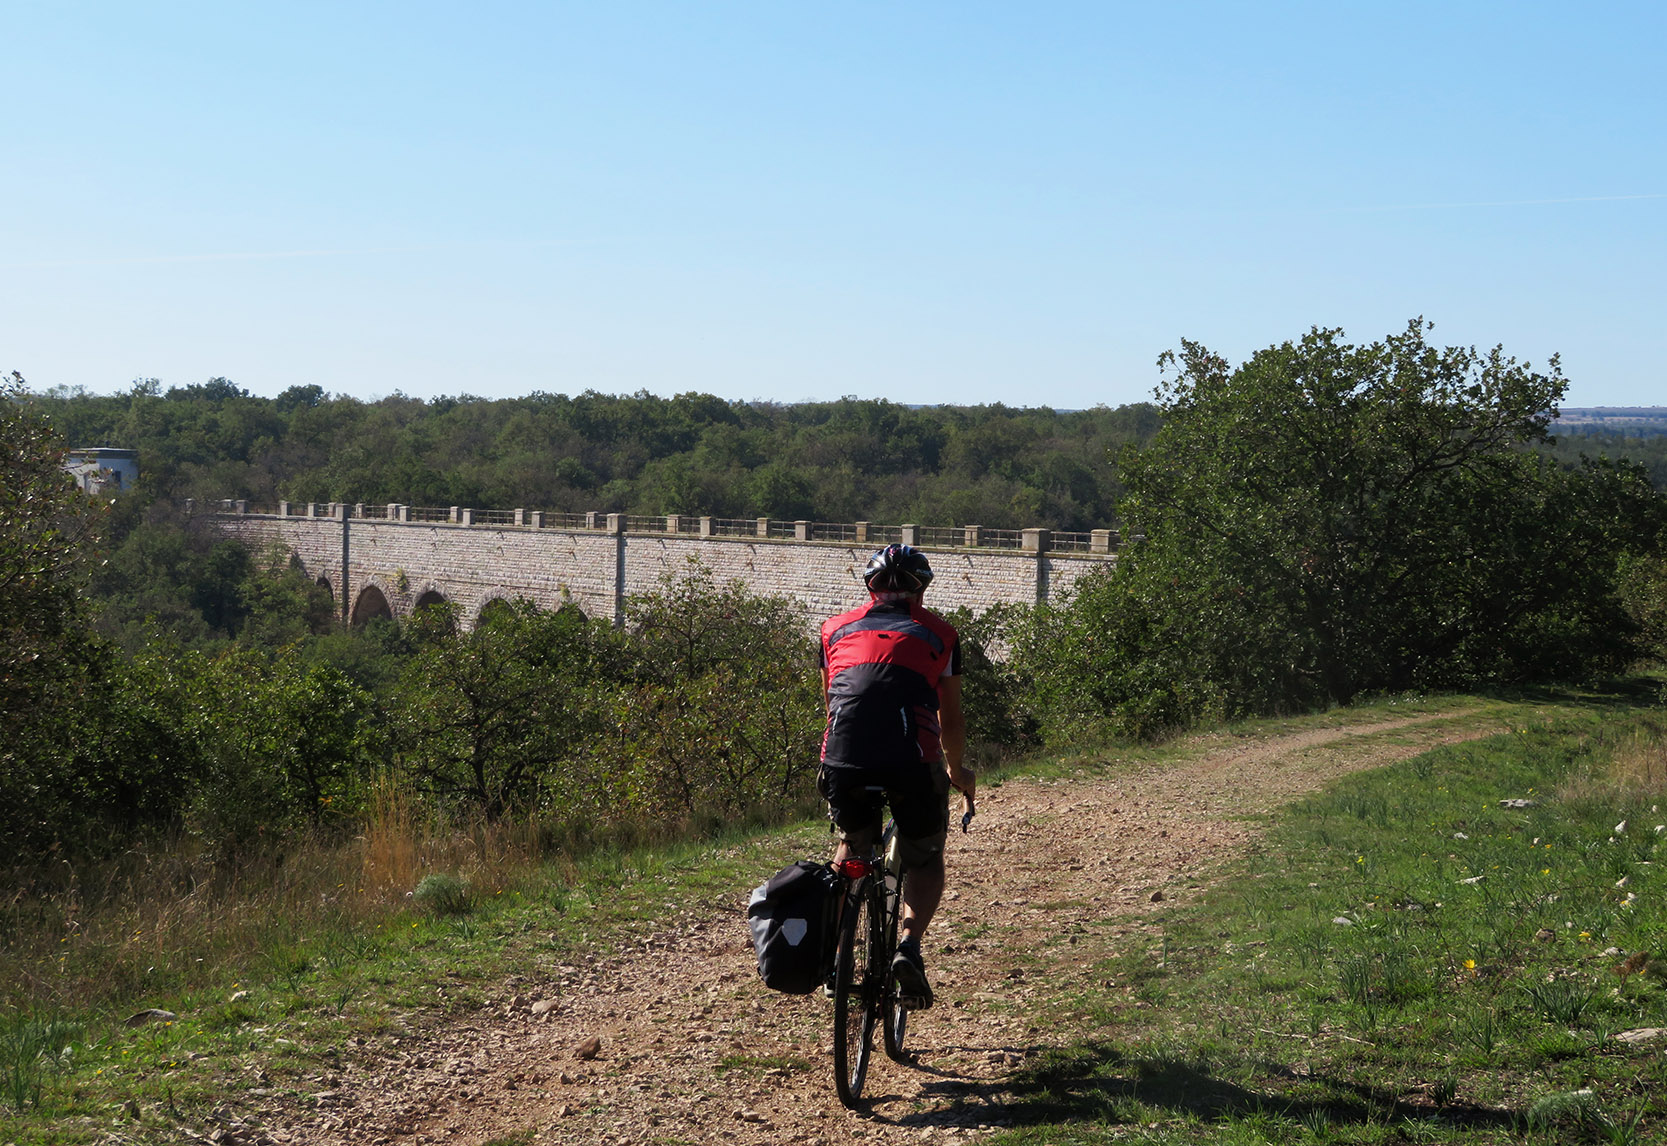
[870,1041,1519,1136]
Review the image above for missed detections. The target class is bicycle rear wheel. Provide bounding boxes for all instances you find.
[832,885,877,1107]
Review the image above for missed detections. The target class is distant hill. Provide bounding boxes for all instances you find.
[1545,409,1667,489]
[1557,407,1667,433]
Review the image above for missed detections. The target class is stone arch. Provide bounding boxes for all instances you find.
[475,593,517,628]
[351,583,394,626]
[411,586,457,634]
[316,576,333,600]
[413,588,449,612]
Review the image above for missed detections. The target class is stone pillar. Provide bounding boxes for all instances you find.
[234,499,248,514]
[514,508,526,526]
[1025,528,1053,605]
[353,503,365,518]
[585,511,600,530]
[333,502,348,521]
[529,510,545,528]
[608,512,628,628]
[397,504,410,522]
[459,508,475,526]
[1091,529,1114,554]
[756,517,769,538]
[184,498,196,515]
[387,503,400,520]
[794,520,810,541]
[900,523,920,546]
[278,501,291,517]
[665,514,682,533]
[699,516,714,537]
[855,522,869,544]
[964,525,981,548]
[449,506,461,524]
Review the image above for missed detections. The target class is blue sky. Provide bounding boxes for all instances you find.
[4,2,1662,408]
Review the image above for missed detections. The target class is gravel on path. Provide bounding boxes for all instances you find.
[261,711,1493,1146]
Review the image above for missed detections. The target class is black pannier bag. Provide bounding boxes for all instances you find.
[747,860,840,994]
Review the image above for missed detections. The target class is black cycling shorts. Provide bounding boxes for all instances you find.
[817,757,951,868]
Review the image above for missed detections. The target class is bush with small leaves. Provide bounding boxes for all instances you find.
[413,873,472,917]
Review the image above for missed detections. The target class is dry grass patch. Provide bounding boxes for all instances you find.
[1556,719,1667,808]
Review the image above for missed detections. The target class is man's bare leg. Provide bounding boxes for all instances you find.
[898,854,944,943]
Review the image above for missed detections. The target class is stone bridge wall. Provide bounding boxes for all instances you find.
[204,507,1116,629]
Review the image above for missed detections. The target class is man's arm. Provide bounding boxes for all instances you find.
[938,675,973,798]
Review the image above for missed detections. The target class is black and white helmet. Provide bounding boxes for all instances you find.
[863,544,934,594]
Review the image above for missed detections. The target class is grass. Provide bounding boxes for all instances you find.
[0,808,829,1144]
[2,685,1663,1143]
[985,702,1667,1145]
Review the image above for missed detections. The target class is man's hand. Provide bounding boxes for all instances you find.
[951,764,977,831]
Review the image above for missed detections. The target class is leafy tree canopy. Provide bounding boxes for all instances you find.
[1023,322,1665,737]
[27,384,1160,531]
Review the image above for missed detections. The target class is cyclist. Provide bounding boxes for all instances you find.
[818,543,975,1009]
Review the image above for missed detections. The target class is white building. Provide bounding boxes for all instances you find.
[65,447,140,495]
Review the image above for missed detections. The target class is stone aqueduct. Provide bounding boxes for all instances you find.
[201,502,1120,628]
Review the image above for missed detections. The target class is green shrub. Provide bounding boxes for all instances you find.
[412,872,471,917]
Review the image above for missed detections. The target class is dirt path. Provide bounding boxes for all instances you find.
[265,710,1497,1146]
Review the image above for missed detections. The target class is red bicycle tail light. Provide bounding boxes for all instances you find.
[838,858,872,879]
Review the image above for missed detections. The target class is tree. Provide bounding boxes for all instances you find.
[1618,552,1667,667]
[392,600,618,818]
[617,559,822,826]
[0,373,104,768]
[1027,322,1664,736]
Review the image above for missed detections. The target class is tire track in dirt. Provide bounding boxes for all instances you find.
[263,709,1498,1146]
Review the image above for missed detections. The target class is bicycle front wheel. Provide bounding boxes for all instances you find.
[832,885,877,1107]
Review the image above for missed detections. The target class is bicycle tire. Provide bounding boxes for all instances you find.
[880,828,909,1061]
[832,883,876,1107]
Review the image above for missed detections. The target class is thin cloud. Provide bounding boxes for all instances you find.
[8,236,621,271]
[1329,193,1664,214]
[14,246,424,269]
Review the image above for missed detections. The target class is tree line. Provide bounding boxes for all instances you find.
[30,381,1162,532]
[5,322,1666,892]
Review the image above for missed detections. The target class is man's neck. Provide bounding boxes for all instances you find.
[870,591,920,605]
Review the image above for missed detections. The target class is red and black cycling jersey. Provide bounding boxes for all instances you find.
[819,596,960,767]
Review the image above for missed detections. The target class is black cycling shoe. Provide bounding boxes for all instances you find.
[892,940,933,1010]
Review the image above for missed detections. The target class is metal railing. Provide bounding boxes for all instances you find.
[407,506,452,523]
[916,526,964,548]
[977,528,1025,550]
[809,521,860,543]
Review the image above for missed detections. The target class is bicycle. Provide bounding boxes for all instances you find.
[831,789,975,1108]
